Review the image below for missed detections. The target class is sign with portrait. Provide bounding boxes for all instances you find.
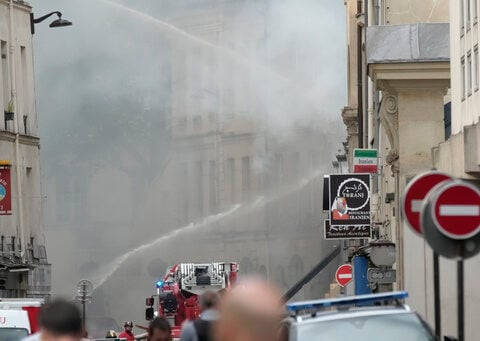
[329,174,371,226]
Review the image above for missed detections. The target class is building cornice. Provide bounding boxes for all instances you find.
[19,134,40,147]
[341,106,358,135]
[0,0,32,12]
[0,131,40,147]
[369,61,450,92]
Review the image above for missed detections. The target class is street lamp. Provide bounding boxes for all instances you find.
[335,151,347,173]
[30,11,72,34]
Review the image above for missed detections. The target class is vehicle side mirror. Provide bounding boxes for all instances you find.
[443,336,457,341]
[146,307,154,320]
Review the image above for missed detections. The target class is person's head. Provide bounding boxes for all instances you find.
[105,330,117,338]
[148,317,172,341]
[199,290,219,312]
[124,321,134,332]
[38,299,83,341]
[336,197,347,213]
[216,278,284,341]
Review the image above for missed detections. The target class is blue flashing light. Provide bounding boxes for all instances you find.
[287,291,408,314]
[156,280,164,288]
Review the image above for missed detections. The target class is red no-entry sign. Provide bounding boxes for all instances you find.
[430,182,480,240]
[335,264,353,287]
[402,172,452,235]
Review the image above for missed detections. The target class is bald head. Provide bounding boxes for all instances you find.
[216,278,284,341]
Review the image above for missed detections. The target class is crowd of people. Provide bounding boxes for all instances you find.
[22,278,286,341]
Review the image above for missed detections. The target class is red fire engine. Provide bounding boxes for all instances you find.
[145,262,238,339]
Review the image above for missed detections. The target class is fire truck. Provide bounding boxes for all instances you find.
[145,262,238,339]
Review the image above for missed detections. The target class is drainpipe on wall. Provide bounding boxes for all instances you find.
[9,0,26,263]
[364,0,369,146]
[357,0,364,148]
[394,167,403,290]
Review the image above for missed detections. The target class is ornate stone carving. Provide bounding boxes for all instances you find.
[341,106,359,136]
[379,94,399,168]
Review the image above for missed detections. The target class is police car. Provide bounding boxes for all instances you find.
[282,292,438,341]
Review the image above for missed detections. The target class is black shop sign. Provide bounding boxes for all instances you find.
[329,174,371,226]
[324,220,372,239]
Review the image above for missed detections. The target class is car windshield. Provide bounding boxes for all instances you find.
[297,312,435,341]
[0,328,29,341]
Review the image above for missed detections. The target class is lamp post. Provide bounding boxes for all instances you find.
[76,279,93,335]
[30,11,72,34]
[336,151,347,174]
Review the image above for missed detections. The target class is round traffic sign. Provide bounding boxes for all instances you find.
[431,181,480,239]
[421,180,480,259]
[402,171,452,235]
[335,264,353,287]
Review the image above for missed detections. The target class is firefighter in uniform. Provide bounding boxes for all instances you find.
[118,321,135,341]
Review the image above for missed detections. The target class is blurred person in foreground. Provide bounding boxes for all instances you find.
[119,321,135,341]
[23,299,84,341]
[147,317,172,341]
[215,278,284,341]
[180,291,220,341]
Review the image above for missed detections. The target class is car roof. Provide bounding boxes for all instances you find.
[291,305,413,324]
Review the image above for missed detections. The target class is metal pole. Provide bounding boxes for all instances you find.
[433,252,441,339]
[457,260,464,341]
[76,279,92,336]
[357,0,364,148]
[82,282,87,333]
[82,298,86,333]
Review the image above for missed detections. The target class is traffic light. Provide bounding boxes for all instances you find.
[146,297,154,306]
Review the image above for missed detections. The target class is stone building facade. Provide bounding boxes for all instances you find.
[0,0,50,298]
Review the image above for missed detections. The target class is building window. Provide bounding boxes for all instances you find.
[461,57,466,100]
[20,46,29,117]
[208,112,215,124]
[23,115,28,134]
[274,153,283,187]
[209,160,217,213]
[467,0,471,27]
[207,49,216,95]
[474,0,478,22]
[468,52,472,96]
[241,156,250,201]
[193,115,202,130]
[224,60,235,117]
[195,161,203,217]
[179,163,189,224]
[226,158,235,204]
[1,41,8,114]
[291,152,300,179]
[56,176,73,222]
[475,47,479,91]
